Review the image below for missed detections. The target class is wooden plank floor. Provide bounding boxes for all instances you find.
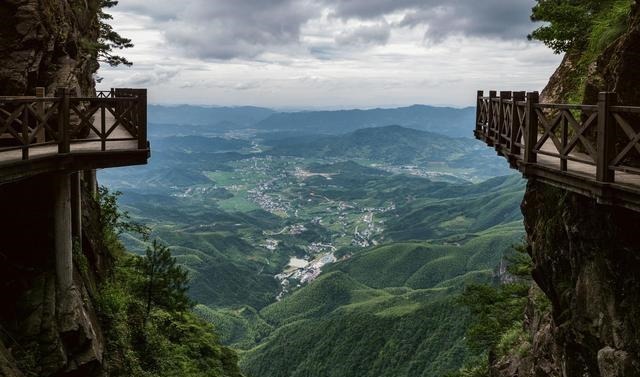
[0,112,137,166]
[520,140,640,189]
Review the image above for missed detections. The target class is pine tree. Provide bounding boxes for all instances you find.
[137,240,191,321]
[98,0,134,66]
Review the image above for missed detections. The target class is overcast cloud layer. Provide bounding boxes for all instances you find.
[100,0,562,108]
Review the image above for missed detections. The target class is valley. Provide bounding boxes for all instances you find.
[101,118,525,376]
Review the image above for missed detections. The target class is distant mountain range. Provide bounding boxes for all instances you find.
[148,104,475,138]
[256,105,475,137]
[148,105,276,128]
[263,125,510,177]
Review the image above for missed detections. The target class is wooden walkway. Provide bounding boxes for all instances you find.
[475,90,640,212]
[0,88,149,183]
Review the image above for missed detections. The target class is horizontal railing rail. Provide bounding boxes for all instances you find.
[0,87,148,162]
[475,90,640,193]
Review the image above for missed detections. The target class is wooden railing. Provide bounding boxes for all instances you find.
[0,87,148,161]
[476,90,640,210]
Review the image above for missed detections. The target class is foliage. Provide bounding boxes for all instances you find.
[137,240,192,320]
[529,0,633,54]
[96,255,243,377]
[495,324,531,358]
[241,282,472,377]
[98,0,133,66]
[96,184,243,376]
[98,185,150,244]
[529,0,601,53]
[446,246,535,377]
[458,283,528,353]
[444,356,489,377]
[236,228,524,377]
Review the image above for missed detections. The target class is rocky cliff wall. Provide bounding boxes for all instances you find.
[0,0,100,96]
[0,175,113,377]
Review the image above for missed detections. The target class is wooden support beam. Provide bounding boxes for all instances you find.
[53,173,73,293]
[84,169,97,196]
[597,92,617,183]
[71,171,82,247]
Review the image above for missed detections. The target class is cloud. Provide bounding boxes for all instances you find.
[113,66,180,87]
[398,1,535,41]
[325,0,535,40]
[116,0,321,60]
[100,1,561,108]
[335,21,391,46]
[114,0,536,60]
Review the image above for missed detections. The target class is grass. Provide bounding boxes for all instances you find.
[566,0,634,104]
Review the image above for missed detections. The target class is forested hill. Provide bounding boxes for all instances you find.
[147,104,475,138]
[264,125,494,167]
[255,105,475,137]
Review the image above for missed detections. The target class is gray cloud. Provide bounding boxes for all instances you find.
[115,0,536,60]
[114,66,180,86]
[326,0,535,40]
[335,21,391,46]
[117,0,321,59]
[398,1,535,41]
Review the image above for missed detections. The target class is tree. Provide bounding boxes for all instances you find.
[528,0,611,53]
[98,0,133,66]
[98,185,150,241]
[458,245,532,352]
[137,240,191,321]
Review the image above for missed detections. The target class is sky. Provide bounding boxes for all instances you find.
[100,0,563,109]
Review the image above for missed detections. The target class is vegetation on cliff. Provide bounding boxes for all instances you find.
[530,0,635,103]
[447,246,546,377]
[96,188,243,377]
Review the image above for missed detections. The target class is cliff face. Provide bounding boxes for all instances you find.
[493,4,640,377]
[0,177,112,377]
[519,183,640,377]
[0,2,106,376]
[0,0,100,96]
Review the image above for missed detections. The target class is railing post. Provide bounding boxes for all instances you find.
[498,91,511,148]
[137,89,148,150]
[488,91,497,145]
[35,87,46,144]
[476,90,484,136]
[596,92,617,183]
[56,87,70,153]
[524,92,539,164]
[510,91,526,156]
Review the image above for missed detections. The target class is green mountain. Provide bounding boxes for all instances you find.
[256,105,475,137]
[227,224,523,377]
[264,125,510,178]
[146,104,475,138]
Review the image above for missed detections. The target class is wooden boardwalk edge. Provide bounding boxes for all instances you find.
[475,89,640,212]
